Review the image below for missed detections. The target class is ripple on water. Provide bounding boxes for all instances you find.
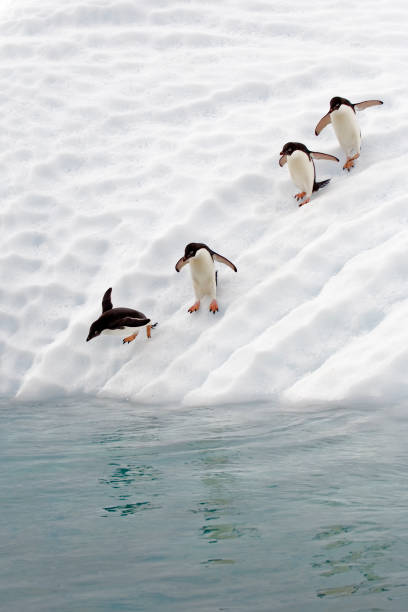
[103,501,160,516]
[313,524,398,601]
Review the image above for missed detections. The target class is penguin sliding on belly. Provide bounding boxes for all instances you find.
[279,142,339,207]
[86,287,157,344]
[175,242,237,313]
[315,96,383,171]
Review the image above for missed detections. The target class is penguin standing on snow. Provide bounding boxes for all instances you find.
[279,142,339,207]
[175,242,237,314]
[86,287,156,344]
[315,96,383,171]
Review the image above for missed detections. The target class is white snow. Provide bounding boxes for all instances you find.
[1,0,407,406]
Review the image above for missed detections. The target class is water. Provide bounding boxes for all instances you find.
[1,398,408,611]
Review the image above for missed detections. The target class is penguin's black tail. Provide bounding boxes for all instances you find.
[313,178,330,193]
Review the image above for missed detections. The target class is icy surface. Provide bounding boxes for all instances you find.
[1,0,407,405]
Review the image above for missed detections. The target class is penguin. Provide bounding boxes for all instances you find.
[315,96,383,171]
[86,287,156,344]
[279,142,339,207]
[175,242,237,314]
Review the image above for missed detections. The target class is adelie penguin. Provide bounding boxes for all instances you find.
[175,242,237,314]
[315,96,383,171]
[279,142,339,207]
[86,287,157,344]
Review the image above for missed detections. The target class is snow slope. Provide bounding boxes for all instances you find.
[1,0,407,405]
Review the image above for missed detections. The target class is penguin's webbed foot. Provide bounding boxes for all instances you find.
[299,198,311,207]
[294,191,306,201]
[188,301,200,313]
[209,299,219,314]
[146,322,158,338]
[123,332,138,344]
[343,154,360,172]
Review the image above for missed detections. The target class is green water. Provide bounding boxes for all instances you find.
[1,398,408,611]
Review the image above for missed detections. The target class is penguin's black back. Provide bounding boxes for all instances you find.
[100,307,147,325]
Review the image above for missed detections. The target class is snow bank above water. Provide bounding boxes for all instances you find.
[1,0,408,406]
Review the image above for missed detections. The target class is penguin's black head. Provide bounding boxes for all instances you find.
[86,320,102,342]
[280,142,309,156]
[183,242,209,262]
[330,96,352,112]
[175,242,211,272]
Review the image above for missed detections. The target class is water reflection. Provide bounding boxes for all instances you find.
[313,523,392,599]
[103,501,159,516]
[99,463,161,489]
[96,420,163,518]
[201,558,235,566]
[191,445,259,568]
[191,498,229,522]
[201,523,258,542]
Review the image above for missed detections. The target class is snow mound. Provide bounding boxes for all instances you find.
[1,0,407,405]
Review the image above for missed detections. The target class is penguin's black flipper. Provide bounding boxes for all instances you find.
[175,256,188,272]
[212,252,237,272]
[102,287,113,312]
[315,112,331,136]
[313,179,330,193]
[354,100,383,111]
[310,152,339,162]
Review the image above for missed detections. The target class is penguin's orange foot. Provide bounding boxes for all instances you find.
[299,198,311,207]
[209,299,219,314]
[123,332,138,344]
[343,154,360,172]
[146,325,151,339]
[294,191,306,201]
[188,301,200,313]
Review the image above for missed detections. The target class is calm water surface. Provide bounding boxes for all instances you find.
[1,398,408,611]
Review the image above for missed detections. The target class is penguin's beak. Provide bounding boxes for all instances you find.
[86,334,91,342]
[280,150,284,156]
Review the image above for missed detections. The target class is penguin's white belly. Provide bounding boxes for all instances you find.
[102,327,132,337]
[190,250,216,299]
[102,324,146,337]
[331,106,360,156]
[287,151,314,196]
